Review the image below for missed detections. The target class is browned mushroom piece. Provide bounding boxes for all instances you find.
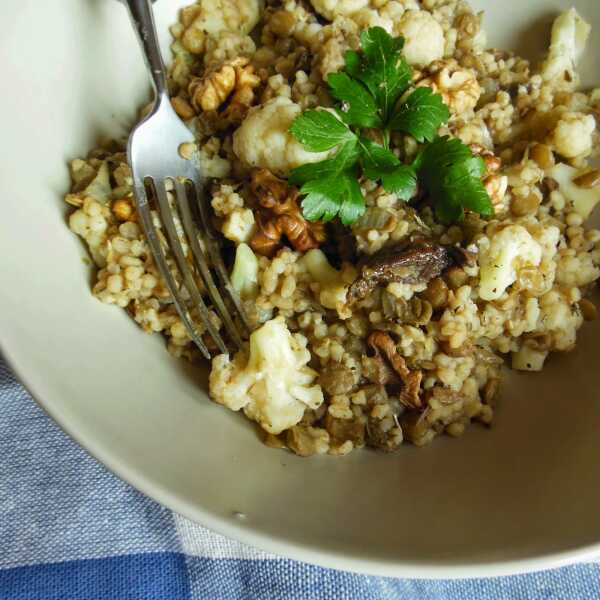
[348,240,475,302]
[366,331,423,410]
[249,169,326,256]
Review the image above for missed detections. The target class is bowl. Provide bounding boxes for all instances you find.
[1,0,599,578]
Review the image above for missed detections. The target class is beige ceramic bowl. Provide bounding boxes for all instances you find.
[1,0,599,578]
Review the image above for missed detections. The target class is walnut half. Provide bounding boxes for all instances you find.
[188,57,260,124]
[249,169,326,257]
[417,61,481,114]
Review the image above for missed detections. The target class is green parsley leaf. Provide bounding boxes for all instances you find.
[450,164,494,218]
[358,137,400,180]
[381,165,418,201]
[462,155,487,179]
[287,29,490,227]
[300,171,365,225]
[358,139,417,201]
[419,136,493,224]
[288,140,360,186]
[390,87,450,142]
[344,27,411,120]
[289,110,356,152]
[419,136,472,172]
[338,175,367,226]
[327,73,382,129]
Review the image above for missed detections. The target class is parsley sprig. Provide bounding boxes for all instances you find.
[288,26,493,226]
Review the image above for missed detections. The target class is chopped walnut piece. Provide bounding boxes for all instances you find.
[367,331,423,409]
[467,144,507,211]
[484,173,508,210]
[249,169,326,257]
[221,61,261,123]
[188,57,260,124]
[250,216,283,257]
[189,61,237,112]
[418,62,481,114]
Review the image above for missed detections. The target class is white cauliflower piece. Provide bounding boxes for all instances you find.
[541,8,591,87]
[209,317,324,434]
[532,223,561,259]
[556,252,599,288]
[310,0,369,21]
[478,225,543,301]
[549,163,600,219]
[198,147,231,179]
[182,0,261,54]
[349,8,394,33]
[233,97,333,175]
[300,249,349,317]
[548,112,595,159]
[221,208,255,244]
[230,243,259,299]
[512,343,548,372]
[538,289,583,351]
[395,10,444,67]
[70,160,112,204]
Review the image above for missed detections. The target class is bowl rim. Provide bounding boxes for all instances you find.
[3,340,600,579]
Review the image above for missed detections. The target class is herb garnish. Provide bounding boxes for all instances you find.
[288,26,493,226]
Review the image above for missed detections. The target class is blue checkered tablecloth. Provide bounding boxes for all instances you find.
[1,358,599,599]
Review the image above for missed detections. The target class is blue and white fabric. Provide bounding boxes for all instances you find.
[1,358,599,599]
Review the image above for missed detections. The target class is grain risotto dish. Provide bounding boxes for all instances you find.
[65,0,600,456]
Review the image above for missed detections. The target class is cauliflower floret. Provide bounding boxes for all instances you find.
[549,163,600,219]
[478,225,543,301]
[221,208,255,243]
[548,112,595,159]
[512,343,548,372]
[537,289,583,351]
[349,8,394,33]
[556,253,600,288]
[233,97,333,175]
[70,160,112,204]
[300,249,349,317]
[395,10,444,67]
[203,31,256,70]
[209,317,324,434]
[181,0,260,54]
[310,0,369,21]
[540,8,591,88]
[231,243,259,299]
[198,148,231,179]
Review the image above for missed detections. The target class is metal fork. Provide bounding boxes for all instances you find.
[122,0,250,359]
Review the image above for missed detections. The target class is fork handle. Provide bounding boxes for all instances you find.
[123,0,169,100]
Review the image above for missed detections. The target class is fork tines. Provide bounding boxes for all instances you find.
[133,176,250,359]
